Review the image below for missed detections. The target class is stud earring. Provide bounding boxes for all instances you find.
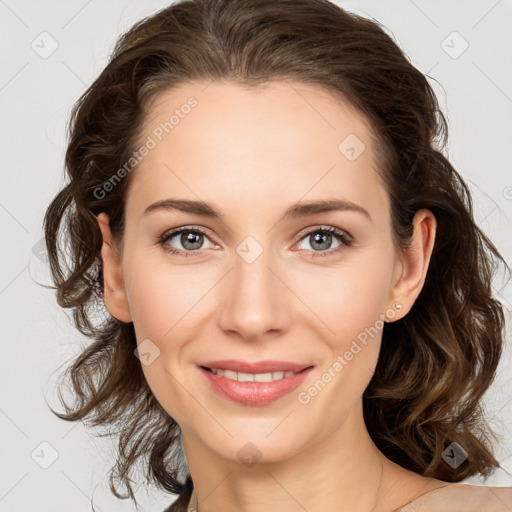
[385,301,402,322]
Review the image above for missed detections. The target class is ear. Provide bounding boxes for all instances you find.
[97,213,132,323]
[387,209,437,321]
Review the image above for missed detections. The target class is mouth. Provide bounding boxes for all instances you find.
[198,360,314,406]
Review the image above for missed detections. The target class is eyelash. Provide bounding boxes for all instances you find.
[157,225,353,258]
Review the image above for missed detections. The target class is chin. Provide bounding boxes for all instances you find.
[195,419,313,466]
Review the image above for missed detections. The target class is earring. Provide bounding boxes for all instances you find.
[385,301,402,322]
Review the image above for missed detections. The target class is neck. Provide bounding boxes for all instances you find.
[181,402,399,512]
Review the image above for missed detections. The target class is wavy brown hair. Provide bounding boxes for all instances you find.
[42,0,510,510]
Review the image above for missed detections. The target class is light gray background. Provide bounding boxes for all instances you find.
[1,1,511,511]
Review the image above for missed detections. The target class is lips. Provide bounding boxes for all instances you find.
[198,360,314,406]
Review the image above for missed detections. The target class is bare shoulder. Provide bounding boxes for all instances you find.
[398,483,512,512]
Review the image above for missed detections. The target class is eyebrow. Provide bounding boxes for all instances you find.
[143,198,372,222]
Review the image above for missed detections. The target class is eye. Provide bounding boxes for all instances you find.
[294,226,353,257]
[158,226,218,257]
[158,225,353,258]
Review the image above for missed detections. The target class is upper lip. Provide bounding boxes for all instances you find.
[200,359,313,373]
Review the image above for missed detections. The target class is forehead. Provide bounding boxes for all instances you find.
[126,80,388,223]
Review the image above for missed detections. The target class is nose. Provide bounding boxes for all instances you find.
[217,245,292,343]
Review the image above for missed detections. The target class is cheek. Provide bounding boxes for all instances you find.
[125,254,212,343]
[294,256,393,346]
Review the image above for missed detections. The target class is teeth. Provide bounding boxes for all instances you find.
[210,368,297,382]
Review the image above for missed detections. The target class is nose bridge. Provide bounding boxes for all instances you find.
[217,236,289,340]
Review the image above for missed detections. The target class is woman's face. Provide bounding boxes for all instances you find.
[99,80,433,465]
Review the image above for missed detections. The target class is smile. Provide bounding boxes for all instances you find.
[198,362,314,406]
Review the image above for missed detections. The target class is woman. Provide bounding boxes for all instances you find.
[42,0,511,510]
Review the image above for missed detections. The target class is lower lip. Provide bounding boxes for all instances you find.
[199,366,314,406]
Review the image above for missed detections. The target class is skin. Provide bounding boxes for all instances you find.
[97,80,445,512]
